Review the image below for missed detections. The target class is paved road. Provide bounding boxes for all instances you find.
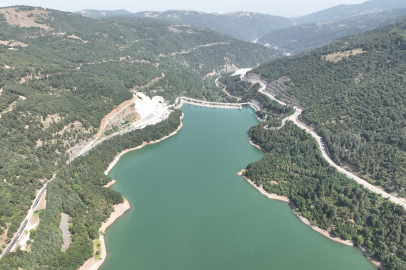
[0,174,56,260]
[245,77,406,208]
[177,96,262,111]
[78,96,137,156]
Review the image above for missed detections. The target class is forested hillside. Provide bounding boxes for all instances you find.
[292,0,406,25]
[219,75,295,126]
[0,5,274,267]
[259,8,406,54]
[0,110,183,269]
[220,68,406,269]
[246,122,406,270]
[130,10,293,41]
[250,17,406,197]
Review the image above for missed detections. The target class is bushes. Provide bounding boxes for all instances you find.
[29,229,36,240]
[246,121,406,270]
[0,110,182,269]
[251,17,406,195]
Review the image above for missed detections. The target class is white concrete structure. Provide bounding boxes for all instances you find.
[131,93,169,129]
[231,68,252,76]
[79,93,171,156]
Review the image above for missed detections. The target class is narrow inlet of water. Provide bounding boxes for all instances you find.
[100,105,375,270]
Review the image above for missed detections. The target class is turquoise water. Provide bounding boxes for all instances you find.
[100,105,376,270]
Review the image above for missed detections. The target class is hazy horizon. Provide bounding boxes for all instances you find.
[1,0,368,18]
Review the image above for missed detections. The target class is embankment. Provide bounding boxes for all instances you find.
[104,113,184,175]
[238,168,384,268]
[78,199,131,270]
[79,113,184,270]
[238,169,353,246]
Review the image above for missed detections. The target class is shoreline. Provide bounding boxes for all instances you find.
[103,180,116,188]
[248,138,265,152]
[78,199,131,270]
[237,170,289,203]
[238,169,383,268]
[79,113,184,270]
[178,100,242,110]
[238,169,353,246]
[242,74,385,269]
[104,113,184,175]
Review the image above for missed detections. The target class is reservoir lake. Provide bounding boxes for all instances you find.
[100,105,376,270]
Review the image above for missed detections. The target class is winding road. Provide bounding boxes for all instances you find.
[4,72,406,263]
[244,75,406,208]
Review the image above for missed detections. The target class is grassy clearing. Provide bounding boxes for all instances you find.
[94,240,102,260]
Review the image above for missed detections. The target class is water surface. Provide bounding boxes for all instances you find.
[101,105,375,270]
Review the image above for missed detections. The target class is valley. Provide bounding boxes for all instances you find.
[1,1,406,270]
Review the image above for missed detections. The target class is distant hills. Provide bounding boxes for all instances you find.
[74,1,406,57]
[74,9,133,18]
[76,9,293,41]
[259,8,406,54]
[0,6,275,269]
[247,15,406,270]
[251,15,406,200]
[74,0,406,50]
[291,0,406,25]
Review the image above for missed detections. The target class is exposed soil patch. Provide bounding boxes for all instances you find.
[103,180,116,187]
[143,11,160,18]
[316,21,334,27]
[96,96,136,139]
[41,114,63,129]
[103,104,141,135]
[67,139,92,161]
[0,40,28,47]
[67,35,89,43]
[1,95,26,116]
[341,160,361,173]
[167,26,181,33]
[0,228,8,250]
[36,139,43,148]
[53,121,91,136]
[20,74,41,84]
[205,70,219,77]
[323,48,364,62]
[0,7,52,30]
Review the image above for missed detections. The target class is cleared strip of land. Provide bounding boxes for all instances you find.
[59,213,71,252]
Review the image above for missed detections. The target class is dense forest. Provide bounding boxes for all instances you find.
[250,17,406,197]
[0,5,274,263]
[0,110,182,269]
[246,121,406,270]
[4,3,406,270]
[259,8,406,54]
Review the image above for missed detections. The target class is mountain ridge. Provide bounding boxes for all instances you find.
[292,0,406,25]
[0,5,275,268]
[259,7,406,55]
[75,9,293,41]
